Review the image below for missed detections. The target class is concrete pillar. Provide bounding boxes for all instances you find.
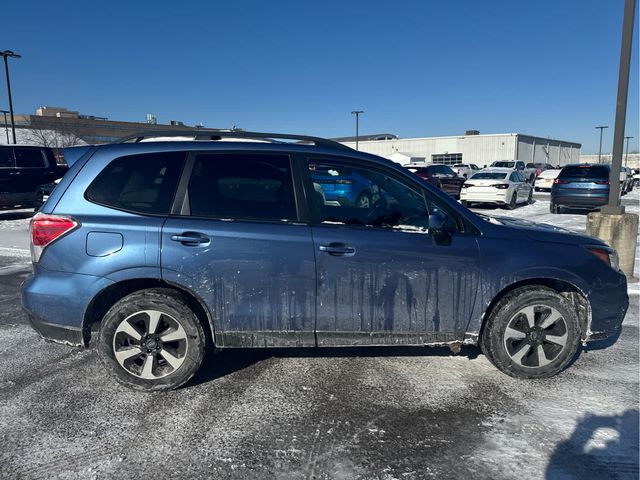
[586,212,639,282]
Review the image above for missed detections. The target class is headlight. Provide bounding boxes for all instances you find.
[586,246,620,271]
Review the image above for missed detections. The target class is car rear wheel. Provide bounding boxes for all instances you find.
[506,193,517,210]
[480,286,581,379]
[98,288,206,391]
[550,202,560,214]
[461,200,471,208]
[527,189,533,204]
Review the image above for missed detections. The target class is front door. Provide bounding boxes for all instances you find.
[161,152,316,347]
[304,156,481,346]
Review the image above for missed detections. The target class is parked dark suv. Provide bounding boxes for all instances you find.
[406,164,465,198]
[21,131,628,391]
[0,145,67,210]
[550,164,611,213]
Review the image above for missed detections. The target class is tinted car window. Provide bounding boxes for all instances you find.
[492,161,515,168]
[188,153,297,222]
[308,159,428,229]
[429,165,456,176]
[86,151,185,214]
[0,148,14,168]
[559,165,609,179]
[471,172,509,180]
[15,148,47,168]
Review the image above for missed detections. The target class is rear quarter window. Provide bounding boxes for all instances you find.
[85,151,186,214]
[15,148,47,168]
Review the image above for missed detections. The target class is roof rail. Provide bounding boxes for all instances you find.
[114,129,352,150]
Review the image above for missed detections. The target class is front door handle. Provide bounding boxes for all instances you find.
[319,242,356,257]
[170,232,210,246]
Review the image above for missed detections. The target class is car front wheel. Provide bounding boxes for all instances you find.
[480,286,581,379]
[98,288,206,391]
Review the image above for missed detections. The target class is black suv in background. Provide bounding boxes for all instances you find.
[0,145,68,210]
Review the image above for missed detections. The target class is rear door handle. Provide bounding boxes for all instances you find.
[319,243,356,257]
[170,232,210,246]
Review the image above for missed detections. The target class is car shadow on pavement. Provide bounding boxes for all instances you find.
[186,344,481,388]
[545,409,639,480]
[0,210,34,221]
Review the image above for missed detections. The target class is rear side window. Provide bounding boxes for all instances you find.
[559,165,609,179]
[0,148,14,168]
[188,153,297,222]
[86,151,185,214]
[15,148,47,168]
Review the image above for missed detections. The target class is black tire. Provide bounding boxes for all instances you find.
[461,200,471,208]
[98,288,206,392]
[534,187,540,192]
[550,202,560,214]
[480,286,581,379]
[527,189,533,204]
[506,192,517,210]
[355,192,372,209]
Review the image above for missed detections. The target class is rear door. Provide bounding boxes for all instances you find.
[161,151,316,347]
[304,156,480,345]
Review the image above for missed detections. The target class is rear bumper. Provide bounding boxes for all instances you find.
[21,269,113,347]
[551,190,609,208]
[460,191,509,204]
[24,310,84,346]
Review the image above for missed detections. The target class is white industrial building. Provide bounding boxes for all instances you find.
[339,132,581,167]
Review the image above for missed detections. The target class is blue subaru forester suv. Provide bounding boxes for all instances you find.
[22,131,629,391]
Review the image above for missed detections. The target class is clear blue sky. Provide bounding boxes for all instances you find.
[2,0,638,153]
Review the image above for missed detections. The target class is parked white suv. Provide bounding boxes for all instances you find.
[489,160,536,183]
[453,163,480,178]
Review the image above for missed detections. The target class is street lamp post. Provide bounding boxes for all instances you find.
[0,110,9,144]
[351,110,364,150]
[0,50,21,144]
[624,136,633,166]
[595,125,608,163]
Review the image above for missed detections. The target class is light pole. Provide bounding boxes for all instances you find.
[595,125,608,163]
[0,109,8,144]
[0,50,21,144]
[351,110,364,150]
[624,135,633,166]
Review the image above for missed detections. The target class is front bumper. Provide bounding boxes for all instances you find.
[585,270,628,342]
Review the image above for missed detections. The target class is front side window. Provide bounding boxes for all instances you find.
[86,151,185,214]
[15,148,47,168]
[308,159,428,230]
[188,153,297,222]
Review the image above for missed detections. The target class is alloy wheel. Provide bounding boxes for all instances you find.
[503,305,569,368]
[113,310,189,379]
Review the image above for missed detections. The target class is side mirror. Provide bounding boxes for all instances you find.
[428,210,448,232]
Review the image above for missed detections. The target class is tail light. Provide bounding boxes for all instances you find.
[554,179,568,184]
[461,183,470,188]
[492,183,510,189]
[586,246,619,270]
[30,213,78,263]
[595,180,609,185]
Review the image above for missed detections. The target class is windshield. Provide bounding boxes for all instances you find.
[430,165,456,177]
[471,172,509,180]
[491,161,515,168]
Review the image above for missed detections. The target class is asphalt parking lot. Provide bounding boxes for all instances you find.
[0,194,638,480]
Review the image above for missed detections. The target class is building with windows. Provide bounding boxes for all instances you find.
[338,132,581,167]
[2,106,202,145]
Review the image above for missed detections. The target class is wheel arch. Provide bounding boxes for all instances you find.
[478,278,592,342]
[82,278,216,348]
